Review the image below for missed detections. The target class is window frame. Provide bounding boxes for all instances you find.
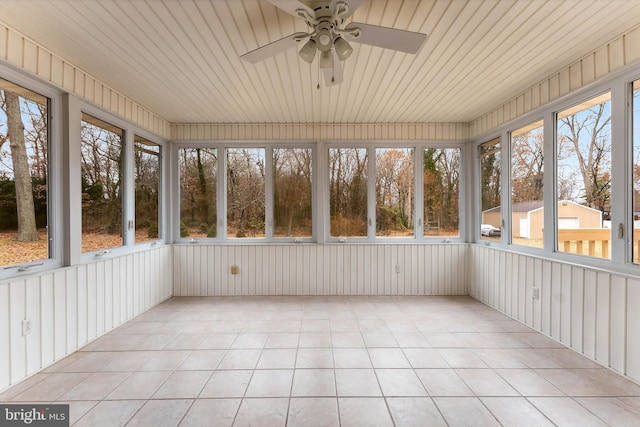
[0,70,62,280]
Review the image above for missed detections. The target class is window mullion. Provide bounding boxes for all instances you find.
[368,146,376,241]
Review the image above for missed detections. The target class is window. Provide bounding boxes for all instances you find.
[480,138,501,240]
[273,148,312,238]
[376,148,414,237]
[510,121,544,247]
[134,136,161,243]
[0,79,50,268]
[179,148,217,239]
[633,80,640,263]
[329,148,368,238]
[557,93,611,259]
[81,113,123,253]
[227,148,265,239]
[424,148,460,237]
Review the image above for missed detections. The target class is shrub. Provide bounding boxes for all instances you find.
[207,224,217,238]
[147,222,158,238]
[180,221,189,237]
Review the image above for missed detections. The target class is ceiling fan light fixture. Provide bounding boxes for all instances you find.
[334,36,352,60]
[316,28,333,51]
[319,50,333,69]
[298,39,317,63]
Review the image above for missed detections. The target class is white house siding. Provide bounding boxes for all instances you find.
[0,246,173,392]
[470,244,640,385]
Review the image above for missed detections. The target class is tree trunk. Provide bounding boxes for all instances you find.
[5,91,40,242]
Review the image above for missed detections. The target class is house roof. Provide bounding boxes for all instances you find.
[483,200,603,214]
[0,0,639,124]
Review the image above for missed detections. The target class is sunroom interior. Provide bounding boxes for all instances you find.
[2,0,640,425]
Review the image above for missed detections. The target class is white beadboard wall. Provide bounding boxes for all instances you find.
[170,123,469,141]
[173,244,468,296]
[0,246,173,392]
[469,245,640,385]
[0,23,170,139]
[470,25,640,138]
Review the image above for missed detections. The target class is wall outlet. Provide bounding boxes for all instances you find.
[22,319,32,336]
[230,265,239,275]
[395,264,401,274]
[532,287,540,300]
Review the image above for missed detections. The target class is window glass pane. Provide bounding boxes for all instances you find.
[179,148,217,238]
[424,148,460,237]
[633,81,640,263]
[273,148,312,238]
[480,138,501,240]
[557,93,611,259]
[227,148,265,238]
[0,79,49,267]
[510,121,544,248]
[376,148,414,237]
[329,148,368,237]
[81,114,123,253]
[134,136,160,243]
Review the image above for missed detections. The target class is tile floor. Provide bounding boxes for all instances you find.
[2,295,640,426]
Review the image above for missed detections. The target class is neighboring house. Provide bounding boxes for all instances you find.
[482,200,603,239]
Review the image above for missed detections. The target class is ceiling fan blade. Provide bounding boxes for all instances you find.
[241,32,308,63]
[263,0,313,17]
[323,51,343,86]
[331,0,364,18]
[345,22,427,54]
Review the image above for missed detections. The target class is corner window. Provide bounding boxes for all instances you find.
[510,121,544,248]
[556,93,611,259]
[480,138,501,240]
[0,79,50,268]
[376,148,414,237]
[329,148,368,238]
[81,114,124,253]
[632,80,640,264]
[424,148,460,237]
[178,148,217,239]
[226,148,265,239]
[134,136,161,243]
[273,148,313,238]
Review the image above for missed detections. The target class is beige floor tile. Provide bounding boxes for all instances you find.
[335,369,382,397]
[330,319,360,332]
[162,333,207,350]
[180,398,241,427]
[139,350,192,371]
[619,396,640,411]
[264,332,299,348]
[496,368,564,396]
[575,397,640,426]
[482,397,554,426]
[358,319,389,333]
[106,371,171,399]
[296,348,333,368]
[245,369,293,397]
[386,397,447,427]
[292,369,336,397]
[231,333,269,349]
[331,332,366,347]
[299,332,332,347]
[376,369,428,397]
[177,349,226,370]
[73,399,144,427]
[256,348,297,369]
[300,319,331,332]
[135,334,176,350]
[217,349,261,369]
[0,373,50,401]
[338,397,394,427]
[152,370,211,398]
[434,397,501,426]
[529,397,608,426]
[99,351,150,372]
[368,348,411,368]
[423,332,465,347]
[455,369,519,396]
[391,332,432,347]
[126,399,192,427]
[58,372,130,401]
[333,348,373,368]
[233,397,288,426]
[51,352,117,373]
[11,373,90,401]
[437,349,488,368]
[415,369,474,396]
[403,348,450,368]
[196,333,238,349]
[67,401,99,425]
[363,333,398,347]
[199,370,252,398]
[287,397,339,427]
[536,368,640,396]
[473,349,527,368]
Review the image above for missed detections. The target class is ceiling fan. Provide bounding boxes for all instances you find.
[241,0,427,87]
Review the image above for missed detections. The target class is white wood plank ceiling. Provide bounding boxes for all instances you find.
[1,0,639,125]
